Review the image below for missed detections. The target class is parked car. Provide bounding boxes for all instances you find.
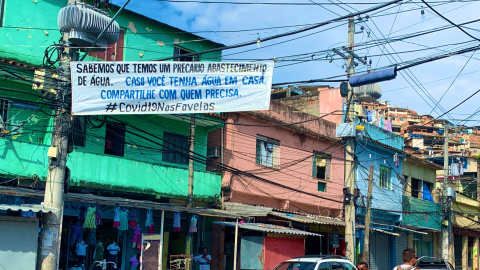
[416,257,455,270]
[273,255,357,270]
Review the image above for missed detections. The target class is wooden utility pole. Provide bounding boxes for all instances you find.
[361,165,374,263]
[37,2,76,269]
[344,16,356,263]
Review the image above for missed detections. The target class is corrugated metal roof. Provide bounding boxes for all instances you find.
[268,211,345,227]
[0,186,238,218]
[0,203,55,213]
[356,225,400,237]
[213,221,322,237]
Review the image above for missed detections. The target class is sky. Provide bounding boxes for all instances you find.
[111,0,480,126]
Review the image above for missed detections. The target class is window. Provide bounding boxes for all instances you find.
[411,178,421,198]
[317,263,329,270]
[313,152,331,180]
[0,99,8,129]
[399,117,404,121]
[174,46,199,62]
[423,181,434,202]
[104,122,125,156]
[273,262,316,270]
[392,127,401,133]
[317,181,326,192]
[256,135,279,168]
[72,116,86,147]
[162,132,189,165]
[330,262,345,270]
[89,29,125,61]
[340,263,356,270]
[379,165,391,190]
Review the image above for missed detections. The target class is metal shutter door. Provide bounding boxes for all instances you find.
[370,233,390,270]
[396,232,408,265]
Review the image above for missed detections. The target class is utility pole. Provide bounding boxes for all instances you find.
[187,116,196,208]
[361,165,374,263]
[344,16,356,264]
[442,124,452,264]
[37,1,76,269]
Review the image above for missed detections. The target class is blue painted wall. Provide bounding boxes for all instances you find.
[355,121,404,224]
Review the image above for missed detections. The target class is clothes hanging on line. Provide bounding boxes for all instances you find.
[119,210,129,231]
[113,207,121,228]
[145,209,154,234]
[173,212,181,232]
[84,207,97,229]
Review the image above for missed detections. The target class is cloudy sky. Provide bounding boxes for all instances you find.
[112,0,480,125]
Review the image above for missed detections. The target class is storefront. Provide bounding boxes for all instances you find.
[213,221,321,270]
[0,187,237,270]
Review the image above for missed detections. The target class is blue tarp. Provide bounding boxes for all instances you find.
[422,182,434,202]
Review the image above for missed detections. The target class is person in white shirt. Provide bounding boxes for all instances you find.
[193,247,212,270]
[393,248,420,270]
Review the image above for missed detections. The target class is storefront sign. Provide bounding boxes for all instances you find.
[309,224,345,234]
[70,61,274,115]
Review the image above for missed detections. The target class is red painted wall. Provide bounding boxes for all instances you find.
[263,237,305,270]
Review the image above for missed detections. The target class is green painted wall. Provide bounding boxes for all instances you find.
[402,195,441,231]
[0,0,222,66]
[0,135,222,200]
[403,159,437,182]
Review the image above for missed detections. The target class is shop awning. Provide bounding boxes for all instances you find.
[0,186,239,218]
[0,203,55,213]
[213,221,322,237]
[356,225,400,237]
[268,211,345,227]
[369,221,429,235]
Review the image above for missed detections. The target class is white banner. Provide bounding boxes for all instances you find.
[70,61,274,115]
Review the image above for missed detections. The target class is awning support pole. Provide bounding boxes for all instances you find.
[233,218,239,270]
[159,210,165,270]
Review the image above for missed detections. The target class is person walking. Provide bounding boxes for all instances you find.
[393,248,420,270]
[357,262,369,270]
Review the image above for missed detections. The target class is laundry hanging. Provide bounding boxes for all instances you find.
[119,209,129,231]
[129,208,138,228]
[84,207,97,229]
[173,212,181,232]
[189,215,198,233]
[113,207,121,228]
[145,209,154,234]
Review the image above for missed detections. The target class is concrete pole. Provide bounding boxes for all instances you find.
[361,165,374,263]
[37,2,75,267]
[442,125,452,263]
[462,235,468,270]
[159,210,165,270]
[344,16,356,264]
[187,116,196,208]
[233,218,239,270]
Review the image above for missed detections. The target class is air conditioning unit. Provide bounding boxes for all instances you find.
[58,3,120,50]
[207,147,221,158]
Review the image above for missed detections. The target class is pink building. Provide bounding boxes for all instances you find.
[221,100,344,217]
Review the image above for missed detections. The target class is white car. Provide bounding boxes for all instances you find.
[273,255,358,270]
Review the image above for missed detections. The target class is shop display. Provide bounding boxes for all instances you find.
[70,222,83,246]
[132,224,142,249]
[113,207,121,228]
[130,254,140,270]
[129,208,138,228]
[75,240,88,265]
[119,209,129,231]
[84,206,97,229]
[173,212,181,232]
[94,242,105,262]
[189,215,198,233]
[145,209,154,233]
[107,241,121,265]
[95,205,102,226]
